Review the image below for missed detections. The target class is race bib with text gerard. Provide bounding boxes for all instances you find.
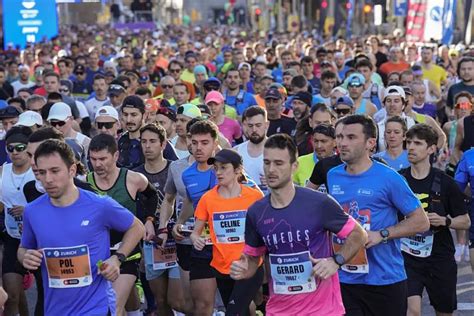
[269,251,317,295]
[44,245,92,289]
[212,210,246,244]
[401,231,434,258]
[144,241,178,270]
[333,202,370,273]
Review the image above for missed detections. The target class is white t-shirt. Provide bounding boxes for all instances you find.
[170,136,190,159]
[85,97,110,120]
[75,100,90,119]
[233,141,264,186]
[11,80,35,96]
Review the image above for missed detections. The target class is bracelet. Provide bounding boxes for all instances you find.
[157,227,168,234]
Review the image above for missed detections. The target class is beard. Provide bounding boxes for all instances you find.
[248,133,265,144]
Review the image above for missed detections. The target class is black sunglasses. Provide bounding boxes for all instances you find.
[169,69,181,73]
[75,72,84,75]
[7,144,27,153]
[50,120,67,127]
[59,88,69,93]
[162,84,174,89]
[97,122,115,129]
[335,108,351,115]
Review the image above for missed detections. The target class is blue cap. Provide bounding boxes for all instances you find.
[0,100,8,110]
[335,96,355,108]
[347,73,366,86]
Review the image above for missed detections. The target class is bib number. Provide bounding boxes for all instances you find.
[181,221,213,245]
[212,210,246,244]
[269,251,317,295]
[44,245,92,289]
[401,231,434,258]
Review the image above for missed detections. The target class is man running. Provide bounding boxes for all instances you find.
[400,124,470,316]
[327,114,430,316]
[230,133,367,315]
[18,139,145,315]
[87,134,158,316]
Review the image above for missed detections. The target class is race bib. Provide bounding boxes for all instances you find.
[269,251,317,295]
[212,210,246,244]
[144,241,178,270]
[5,208,22,239]
[401,231,434,258]
[44,245,93,289]
[333,204,370,273]
[181,221,213,245]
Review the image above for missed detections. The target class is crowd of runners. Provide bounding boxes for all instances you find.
[0,22,472,316]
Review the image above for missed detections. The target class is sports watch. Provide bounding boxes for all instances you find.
[380,229,390,243]
[445,217,452,228]
[332,253,346,267]
[114,252,126,264]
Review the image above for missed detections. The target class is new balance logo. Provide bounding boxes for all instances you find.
[81,220,90,226]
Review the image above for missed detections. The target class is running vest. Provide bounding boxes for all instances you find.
[461,114,474,152]
[117,133,143,169]
[224,90,245,109]
[1,164,35,239]
[355,99,367,114]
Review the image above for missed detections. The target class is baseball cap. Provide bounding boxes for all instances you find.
[283,69,298,77]
[193,65,207,75]
[47,102,72,121]
[197,104,212,117]
[292,92,312,107]
[122,95,145,113]
[347,73,366,86]
[384,86,406,100]
[157,107,177,122]
[74,64,85,74]
[335,96,355,107]
[207,149,243,166]
[264,88,282,100]
[238,62,251,71]
[0,106,21,119]
[108,84,126,96]
[138,75,149,84]
[203,77,221,90]
[411,65,423,76]
[205,91,225,105]
[95,106,119,121]
[0,100,8,111]
[177,103,202,119]
[145,99,159,112]
[402,86,412,96]
[15,111,43,127]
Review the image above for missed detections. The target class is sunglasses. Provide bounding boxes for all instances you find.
[59,88,69,93]
[7,144,27,153]
[75,72,84,75]
[162,84,174,89]
[455,102,472,110]
[50,120,67,127]
[97,122,115,129]
[169,69,181,73]
[348,84,363,88]
[204,85,220,91]
[335,108,351,115]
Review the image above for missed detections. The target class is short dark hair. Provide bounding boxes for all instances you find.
[312,123,336,138]
[300,56,314,64]
[168,60,183,70]
[135,87,152,96]
[242,106,267,122]
[310,102,334,118]
[140,123,167,143]
[34,139,75,168]
[225,67,239,78]
[189,120,218,140]
[7,97,26,110]
[355,59,373,71]
[186,117,204,133]
[93,74,106,83]
[264,133,298,163]
[29,127,64,143]
[291,75,308,89]
[341,114,377,139]
[89,133,118,154]
[43,71,60,81]
[406,124,438,147]
[5,126,33,144]
[321,70,337,81]
[385,116,408,134]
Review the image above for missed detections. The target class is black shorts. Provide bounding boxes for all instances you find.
[341,280,407,316]
[189,257,215,281]
[176,243,192,271]
[2,234,26,275]
[404,255,457,313]
[120,259,139,277]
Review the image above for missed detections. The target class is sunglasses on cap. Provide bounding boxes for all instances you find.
[59,88,69,93]
[455,102,472,110]
[50,119,68,127]
[97,122,115,129]
[7,143,27,153]
[335,108,351,115]
[348,83,363,88]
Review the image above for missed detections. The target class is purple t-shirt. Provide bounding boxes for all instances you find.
[413,102,437,118]
[218,117,242,145]
[244,187,355,315]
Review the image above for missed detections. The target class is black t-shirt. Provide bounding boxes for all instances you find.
[309,154,343,189]
[267,116,297,137]
[23,178,95,203]
[402,167,468,259]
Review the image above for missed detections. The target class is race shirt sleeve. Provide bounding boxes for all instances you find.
[309,159,324,186]
[20,206,37,249]
[194,192,209,222]
[164,166,177,195]
[243,209,266,257]
[444,175,469,218]
[102,196,135,232]
[454,154,469,191]
[321,195,356,239]
[388,171,422,216]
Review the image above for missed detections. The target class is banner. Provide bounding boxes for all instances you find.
[423,0,444,41]
[406,0,427,42]
[346,0,355,38]
[394,0,408,16]
[441,0,457,44]
[2,0,59,49]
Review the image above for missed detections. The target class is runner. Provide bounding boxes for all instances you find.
[0,126,35,316]
[170,103,202,159]
[327,114,430,316]
[191,149,264,315]
[230,133,367,314]
[400,124,470,316]
[87,133,158,316]
[18,138,144,315]
[373,116,409,171]
[133,123,186,315]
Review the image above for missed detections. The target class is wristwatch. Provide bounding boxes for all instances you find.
[332,253,346,268]
[114,252,126,264]
[380,229,390,243]
[445,217,452,228]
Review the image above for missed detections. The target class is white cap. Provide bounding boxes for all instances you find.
[238,62,251,71]
[47,102,72,121]
[95,106,119,121]
[15,111,43,127]
[384,86,406,100]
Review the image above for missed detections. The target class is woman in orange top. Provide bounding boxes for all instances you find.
[191,149,264,315]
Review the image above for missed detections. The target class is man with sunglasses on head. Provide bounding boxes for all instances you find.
[346,73,377,117]
[0,126,35,316]
[47,102,91,156]
[108,82,127,111]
